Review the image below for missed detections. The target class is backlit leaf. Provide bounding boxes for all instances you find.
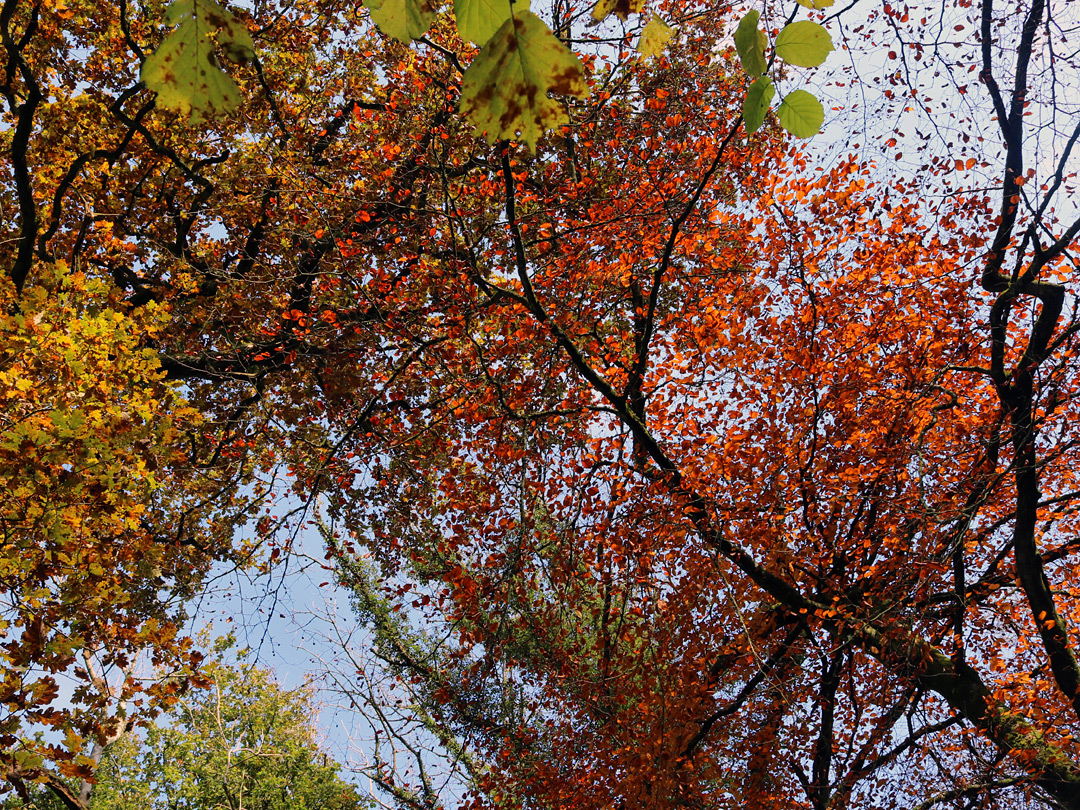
[591,0,644,22]
[366,0,439,43]
[743,75,774,133]
[455,0,522,45]
[460,11,589,151]
[637,15,674,58]
[774,20,833,67]
[141,0,254,123]
[795,0,835,7]
[196,0,255,63]
[777,88,824,136]
[734,10,767,77]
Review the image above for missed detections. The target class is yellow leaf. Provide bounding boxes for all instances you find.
[637,15,673,58]
[591,0,643,22]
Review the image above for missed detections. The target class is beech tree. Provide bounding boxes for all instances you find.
[2,0,1080,807]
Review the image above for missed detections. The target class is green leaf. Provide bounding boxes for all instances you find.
[196,0,254,62]
[743,75,774,134]
[637,15,674,58]
[460,11,589,151]
[455,0,522,45]
[365,0,439,43]
[795,0,835,7]
[774,20,833,68]
[734,11,767,77]
[777,89,824,137]
[163,0,195,25]
[141,0,255,123]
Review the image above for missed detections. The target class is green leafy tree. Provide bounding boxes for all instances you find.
[2,639,365,810]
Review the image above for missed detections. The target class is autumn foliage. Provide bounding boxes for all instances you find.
[3,0,1080,808]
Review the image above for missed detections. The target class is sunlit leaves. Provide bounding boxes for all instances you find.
[734,11,767,76]
[455,0,518,45]
[637,15,674,58]
[774,20,833,67]
[743,75,775,133]
[0,263,208,763]
[777,88,824,137]
[366,0,440,43]
[141,0,254,123]
[795,0,834,7]
[460,11,588,150]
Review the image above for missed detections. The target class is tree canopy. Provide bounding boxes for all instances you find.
[2,0,1080,808]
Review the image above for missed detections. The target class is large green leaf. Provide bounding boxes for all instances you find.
[454,0,519,44]
[777,89,824,137]
[734,11,767,77]
[141,0,255,123]
[366,0,439,43]
[743,75,774,134]
[774,20,833,67]
[460,11,589,151]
